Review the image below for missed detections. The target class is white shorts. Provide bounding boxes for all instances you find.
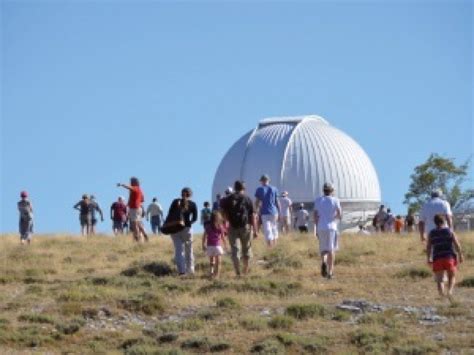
[129,208,142,222]
[317,229,339,253]
[262,214,279,242]
[206,246,224,257]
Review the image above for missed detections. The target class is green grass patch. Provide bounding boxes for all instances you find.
[268,315,294,329]
[119,293,165,315]
[251,338,285,354]
[396,267,431,279]
[285,303,327,320]
[458,276,474,288]
[18,313,56,325]
[216,296,240,309]
[239,316,267,331]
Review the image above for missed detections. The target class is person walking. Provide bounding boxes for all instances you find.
[255,174,280,247]
[89,195,104,235]
[168,187,198,276]
[419,189,452,242]
[202,211,228,279]
[212,194,222,212]
[201,201,212,226]
[74,194,92,236]
[394,215,404,234]
[314,182,342,279]
[426,214,463,299]
[146,197,164,235]
[18,191,34,245]
[374,205,388,233]
[221,180,258,276]
[110,196,128,235]
[279,191,293,234]
[405,211,416,233]
[294,203,309,233]
[117,177,145,242]
[384,208,395,233]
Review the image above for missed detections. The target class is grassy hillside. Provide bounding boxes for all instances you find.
[0,232,473,354]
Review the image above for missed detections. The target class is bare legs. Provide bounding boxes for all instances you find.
[321,251,336,278]
[209,255,221,279]
[435,271,456,299]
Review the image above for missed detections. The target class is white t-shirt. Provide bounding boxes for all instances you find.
[420,197,452,234]
[295,209,309,227]
[314,195,341,231]
[279,197,292,217]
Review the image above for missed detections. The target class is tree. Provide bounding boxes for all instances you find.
[404,154,470,212]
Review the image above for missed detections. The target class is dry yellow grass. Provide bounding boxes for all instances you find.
[0,231,473,354]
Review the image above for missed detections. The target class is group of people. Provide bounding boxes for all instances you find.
[71,184,164,241]
[16,179,465,297]
[371,205,417,234]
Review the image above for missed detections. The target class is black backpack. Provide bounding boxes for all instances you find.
[226,193,249,228]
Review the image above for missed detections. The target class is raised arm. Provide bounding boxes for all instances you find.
[117,183,133,191]
[73,201,81,210]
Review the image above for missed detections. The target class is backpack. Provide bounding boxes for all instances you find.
[161,199,186,235]
[225,193,249,228]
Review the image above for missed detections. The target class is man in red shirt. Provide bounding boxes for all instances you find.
[118,177,147,242]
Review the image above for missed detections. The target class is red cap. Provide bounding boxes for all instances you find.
[20,191,28,198]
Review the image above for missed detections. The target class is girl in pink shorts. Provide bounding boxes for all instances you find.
[202,211,228,279]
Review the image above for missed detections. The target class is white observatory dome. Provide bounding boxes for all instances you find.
[212,115,381,229]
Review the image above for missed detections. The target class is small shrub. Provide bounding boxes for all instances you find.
[119,293,165,315]
[458,277,474,288]
[182,318,204,331]
[275,333,299,346]
[251,338,285,354]
[56,319,85,335]
[285,303,326,320]
[181,336,210,351]
[350,328,398,352]
[158,333,179,343]
[264,249,303,270]
[392,343,438,354]
[143,262,174,277]
[198,281,230,294]
[18,314,56,325]
[331,310,352,322]
[156,321,180,333]
[235,280,302,297]
[268,315,294,329]
[239,316,267,331]
[210,342,231,352]
[397,267,431,279]
[216,296,240,309]
[197,309,220,320]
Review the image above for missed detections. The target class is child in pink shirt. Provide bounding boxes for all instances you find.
[202,211,228,279]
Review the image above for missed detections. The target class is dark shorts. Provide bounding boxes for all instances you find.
[298,226,308,233]
[91,219,98,226]
[113,220,125,231]
[80,214,91,226]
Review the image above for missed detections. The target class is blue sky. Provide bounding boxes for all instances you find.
[1,0,472,234]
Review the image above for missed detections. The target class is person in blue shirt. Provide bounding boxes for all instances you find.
[254,174,280,247]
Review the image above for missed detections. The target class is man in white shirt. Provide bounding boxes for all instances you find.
[146,197,164,235]
[294,203,309,233]
[314,182,342,279]
[419,189,452,242]
[279,191,293,234]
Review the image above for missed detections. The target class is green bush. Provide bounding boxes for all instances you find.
[458,276,474,288]
[285,303,327,320]
[251,338,285,354]
[18,313,56,325]
[216,296,240,309]
[396,267,431,279]
[268,315,294,329]
[119,293,165,315]
[239,316,267,331]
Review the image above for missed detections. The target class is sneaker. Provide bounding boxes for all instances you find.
[321,262,328,277]
[327,273,334,280]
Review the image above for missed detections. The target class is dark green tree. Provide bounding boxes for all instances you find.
[404,154,470,212]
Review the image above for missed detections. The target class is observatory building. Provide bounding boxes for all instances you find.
[212,115,381,230]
